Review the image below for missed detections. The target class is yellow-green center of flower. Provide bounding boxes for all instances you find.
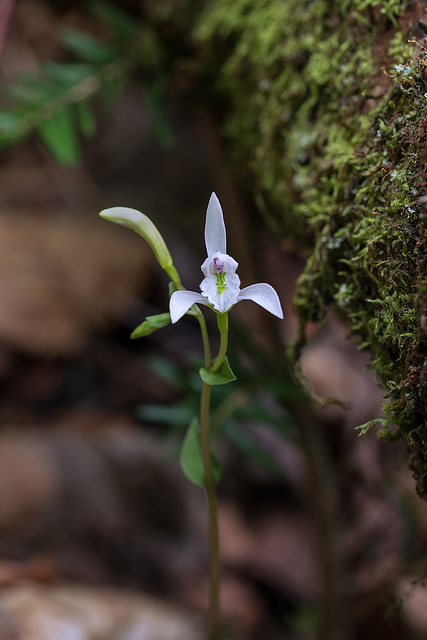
[215,272,227,294]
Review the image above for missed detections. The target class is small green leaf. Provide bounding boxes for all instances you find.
[91,0,138,39]
[60,27,117,64]
[37,110,80,165]
[199,357,237,386]
[5,74,57,105]
[130,313,171,338]
[180,418,221,487]
[137,402,194,427]
[0,112,21,136]
[76,100,97,137]
[180,418,204,487]
[143,80,174,148]
[43,62,95,86]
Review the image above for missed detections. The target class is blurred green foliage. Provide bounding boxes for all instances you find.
[0,1,173,163]
[138,326,303,479]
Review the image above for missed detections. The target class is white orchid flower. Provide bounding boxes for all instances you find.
[170,193,283,323]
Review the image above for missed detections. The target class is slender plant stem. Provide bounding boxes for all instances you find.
[196,308,222,640]
[196,309,212,370]
[0,0,15,60]
[210,313,228,374]
[200,380,220,640]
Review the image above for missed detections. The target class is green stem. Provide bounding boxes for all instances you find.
[196,308,222,640]
[166,264,184,291]
[167,273,220,638]
[196,309,212,370]
[200,380,220,640]
[210,313,229,374]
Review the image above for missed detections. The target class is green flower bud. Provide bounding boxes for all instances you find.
[99,207,182,288]
[131,313,171,339]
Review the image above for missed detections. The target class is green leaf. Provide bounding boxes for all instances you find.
[199,357,237,386]
[180,418,221,487]
[37,110,80,165]
[60,27,117,64]
[0,112,21,137]
[130,313,171,339]
[180,418,204,487]
[143,80,174,148]
[43,62,96,86]
[5,75,57,105]
[91,0,138,39]
[137,402,194,427]
[76,100,97,137]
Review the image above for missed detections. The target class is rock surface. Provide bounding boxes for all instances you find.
[0,585,203,640]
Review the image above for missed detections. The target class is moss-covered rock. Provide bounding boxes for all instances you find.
[149,0,427,495]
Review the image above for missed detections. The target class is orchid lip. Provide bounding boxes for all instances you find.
[213,257,224,273]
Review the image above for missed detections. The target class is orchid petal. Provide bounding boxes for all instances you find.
[204,193,226,257]
[169,290,209,323]
[238,283,284,319]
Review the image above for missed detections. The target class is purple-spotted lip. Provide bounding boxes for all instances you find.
[213,257,224,273]
[202,252,238,278]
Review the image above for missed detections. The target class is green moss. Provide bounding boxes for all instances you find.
[148,0,427,496]
[190,0,427,496]
[194,0,409,239]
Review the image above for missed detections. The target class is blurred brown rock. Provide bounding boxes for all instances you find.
[219,503,319,602]
[0,584,203,640]
[0,213,153,356]
[0,428,199,592]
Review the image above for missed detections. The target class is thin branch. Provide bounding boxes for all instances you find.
[0,0,15,61]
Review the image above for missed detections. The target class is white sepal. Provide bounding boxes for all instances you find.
[170,290,209,323]
[204,193,226,257]
[238,283,284,319]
